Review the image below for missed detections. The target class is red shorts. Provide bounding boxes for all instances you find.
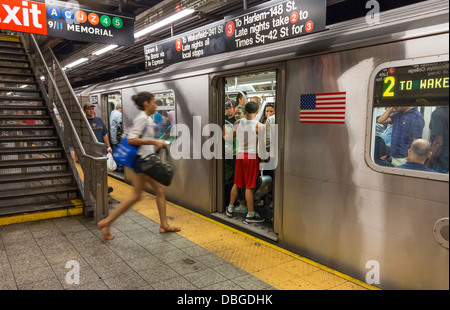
[234,153,260,189]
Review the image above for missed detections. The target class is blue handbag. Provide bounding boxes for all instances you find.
[113,126,146,168]
[112,135,139,168]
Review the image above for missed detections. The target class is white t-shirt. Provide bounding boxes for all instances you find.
[128,111,155,157]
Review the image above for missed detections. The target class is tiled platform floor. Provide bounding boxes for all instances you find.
[0,200,276,290]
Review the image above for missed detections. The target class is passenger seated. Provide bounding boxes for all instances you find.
[397,139,435,172]
[374,136,394,167]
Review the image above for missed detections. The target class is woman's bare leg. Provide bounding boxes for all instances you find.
[145,176,180,233]
[97,174,145,239]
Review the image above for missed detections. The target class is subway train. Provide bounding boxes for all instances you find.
[77,1,449,290]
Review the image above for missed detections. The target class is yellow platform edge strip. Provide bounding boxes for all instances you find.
[110,177,380,291]
[0,200,84,226]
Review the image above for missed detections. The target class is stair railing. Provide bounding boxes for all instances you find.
[20,33,108,222]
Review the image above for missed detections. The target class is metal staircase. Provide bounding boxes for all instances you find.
[0,35,84,221]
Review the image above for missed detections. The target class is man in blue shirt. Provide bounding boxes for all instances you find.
[83,103,114,193]
[83,103,113,154]
[398,139,435,172]
[377,104,425,166]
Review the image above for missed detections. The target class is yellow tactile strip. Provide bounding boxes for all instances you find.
[108,176,378,290]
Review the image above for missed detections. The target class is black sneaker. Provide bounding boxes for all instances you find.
[225,206,234,218]
[244,212,265,223]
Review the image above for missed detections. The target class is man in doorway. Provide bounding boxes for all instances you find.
[83,103,114,193]
[224,101,265,223]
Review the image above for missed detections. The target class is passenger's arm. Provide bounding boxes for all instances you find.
[427,135,444,168]
[377,107,394,124]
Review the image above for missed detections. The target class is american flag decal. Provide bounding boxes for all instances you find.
[299,92,346,124]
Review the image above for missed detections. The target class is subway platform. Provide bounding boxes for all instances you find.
[0,177,376,291]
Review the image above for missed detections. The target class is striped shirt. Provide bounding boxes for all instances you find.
[390,108,424,158]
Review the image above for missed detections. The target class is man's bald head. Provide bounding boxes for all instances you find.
[409,139,432,164]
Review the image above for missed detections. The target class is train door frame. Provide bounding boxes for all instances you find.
[210,63,286,241]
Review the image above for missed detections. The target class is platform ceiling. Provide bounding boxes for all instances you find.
[42,0,427,89]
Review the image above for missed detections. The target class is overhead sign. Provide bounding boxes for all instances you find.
[144,0,326,69]
[0,0,135,46]
[0,0,47,35]
[374,61,449,107]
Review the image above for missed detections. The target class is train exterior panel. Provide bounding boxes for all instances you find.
[283,35,449,290]
[85,1,449,289]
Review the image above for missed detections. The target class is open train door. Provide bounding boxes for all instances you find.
[211,67,286,242]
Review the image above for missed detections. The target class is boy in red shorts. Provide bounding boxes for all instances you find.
[225,101,265,223]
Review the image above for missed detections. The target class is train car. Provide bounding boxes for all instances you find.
[81,1,449,290]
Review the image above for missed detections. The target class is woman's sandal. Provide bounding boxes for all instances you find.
[97,220,114,240]
[159,224,181,233]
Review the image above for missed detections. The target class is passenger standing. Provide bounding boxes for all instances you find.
[83,103,114,193]
[84,103,113,154]
[225,101,236,125]
[376,102,425,166]
[233,93,246,113]
[110,104,123,171]
[427,106,449,173]
[224,101,265,223]
[97,92,180,240]
[259,103,275,124]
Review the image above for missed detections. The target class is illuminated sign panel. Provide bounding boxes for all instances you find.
[0,0,47,35]
[374,61,449,107]
[144,0,326,69]
[0,0,134,46]
[45,0,134,46]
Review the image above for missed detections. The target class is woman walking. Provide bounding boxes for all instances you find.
[98,91,181,240]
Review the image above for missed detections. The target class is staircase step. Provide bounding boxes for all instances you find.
[0,125,54,130]
[0,199,81,217]
[0,87,40,93]
[0,158,67,168]
[0,41,23,48]
[0,51,27,60]
[0,146,63,155]
[0,187,79,208]
[0,185,78,198]
[0,136,58,142]
[0,79,36,85]
[0,116,50,121]
[0,71,33,77]
[0,105,46,110]
[0,96,42,101]
[0,57,29,63]
[0,171,72,184]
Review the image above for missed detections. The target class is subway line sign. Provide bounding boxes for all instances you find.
[0,0,134,46]
[145,0,326,69]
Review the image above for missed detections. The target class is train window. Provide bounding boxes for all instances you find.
[153,90,176,140]
[369,59,449,178]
